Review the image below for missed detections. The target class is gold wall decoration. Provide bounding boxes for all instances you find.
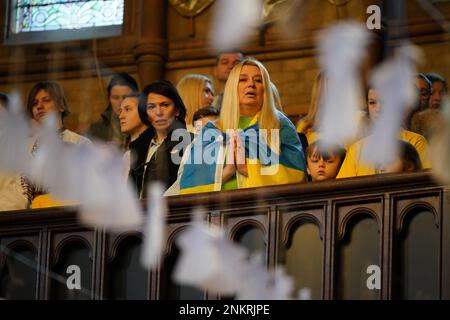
[169,0,215,18]
[327,0,351,6]
[262,0,287,21]
[262,0,303,24]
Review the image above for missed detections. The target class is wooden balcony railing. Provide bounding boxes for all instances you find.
[0,171,449,300]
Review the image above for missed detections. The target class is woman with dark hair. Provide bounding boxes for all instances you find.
[88,72,139,147]
[25,81,91,208]
[131,80,191,198]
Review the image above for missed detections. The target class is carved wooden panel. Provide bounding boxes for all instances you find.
[48,241,93,299]
[46,228,95,299]
[0,236,39,299]
[277,202,327,300]
[158,210,204,300]
[0,233,40,261]
[159,224,205,300]
[103,234,148,300]
[277,202,326,246]
[220,206,269,240]
[332,196,383,300]
[219,206,270,268]
[105,231,142,263]
[335,215,381,300]
[49,230,95,266]
[0,172,447,300]
[334,196,383,241]
[393,190,441,234]
[391,190,442,300]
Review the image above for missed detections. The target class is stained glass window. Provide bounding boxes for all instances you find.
[5,0,125,44]
[11,0,124,33]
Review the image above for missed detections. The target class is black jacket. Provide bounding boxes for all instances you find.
[128,128,153,195]
[87,106,127,146]
[130,120,192,197]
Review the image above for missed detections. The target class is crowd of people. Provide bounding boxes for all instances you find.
[0,50,448,211]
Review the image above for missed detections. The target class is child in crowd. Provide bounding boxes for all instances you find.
[375,140,422,174]
[337,87,430,178]
[192,106,220,134]
[306,140,346,181]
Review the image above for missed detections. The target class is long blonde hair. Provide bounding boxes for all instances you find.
[298,71,326,133]
[270,81,283,112]
[218,58,280,134]
[176,74,214,126]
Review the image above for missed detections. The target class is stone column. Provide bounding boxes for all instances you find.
[134,0,167,87]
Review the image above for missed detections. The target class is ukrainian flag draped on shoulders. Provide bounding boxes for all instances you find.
[175,112,307,195]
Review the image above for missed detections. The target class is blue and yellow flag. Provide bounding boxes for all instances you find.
[178,114,306,195]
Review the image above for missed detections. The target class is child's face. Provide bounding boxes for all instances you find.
[307,150,342,181]
[375,158,416,174]
[367,89,382,122]
[194,116,218,134]
[375,158,404,174]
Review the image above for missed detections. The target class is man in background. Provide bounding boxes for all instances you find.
[426,73,448,109]
[415,73,432,111]
[213,51,243,110]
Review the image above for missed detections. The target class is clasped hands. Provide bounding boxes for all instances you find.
[222,130,248,182]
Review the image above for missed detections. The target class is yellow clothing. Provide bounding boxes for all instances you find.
[337,129,431,179]
[175,112,307,195]
[222,116,254,190]
[296,119,321,147]
[296,111,369,148]
[31,194,77,209]
[28,129,91,209]
[305,131,320,145]
[296,118,309,133]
